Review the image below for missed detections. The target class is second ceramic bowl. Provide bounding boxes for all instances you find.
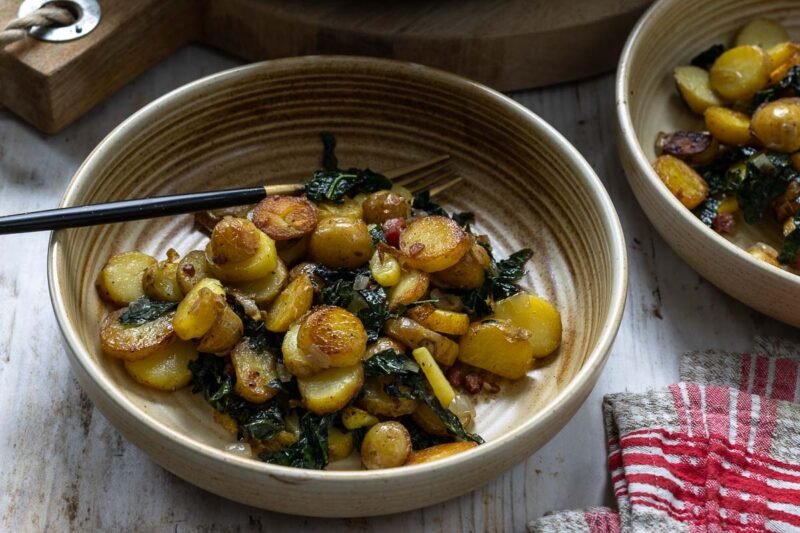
[49,56,627,516]
[617,0,800,326]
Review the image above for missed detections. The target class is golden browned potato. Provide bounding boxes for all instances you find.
[209,217,262,264]
[387,268,430,309]
[767,42,800,70]
[207,230,278,283]
[197,305,243,353]
[411,403,448,436]
[652,155,709,209]
[384,317,459,366]
[123,339,198,391]
[252,195,319,241]
[297,363,365,415]
[704,107,754,146]
[357,375,419,417]
[405,304,470,336]
[362,190,411,224]
[399,216,470,272]
[718,196,740,215]
[405,442,478,465]
[328,428,355,462]
[176,250,211,294]
[228,259,288,306]
[747,242,780,267]
[431,241,491,290]
[100,308,175,360]
[674,66,724,115]
[360,421,412,470]
[194,205,253,235]
[771,51,800,83]
[365,336,407,358]
[493,292,562,357]
[784,216,797,237]
[709,45,771,101]
[276,236,310,267]
[369,249,402,287]
[341,406,380,430]
[264,274,314,332]
[143,252,184,302]
[97,251,157,305]
[458,319,534,379]
[735,18,790,49]
[172,278,226,340]
[230,339,280,403]
[751,98,800,153]
[288,262,324,290]
[308,216,373,268]
[282,324,320,378]
[316,194,366,220]
[655,131,720,167]
[296,306,368,368]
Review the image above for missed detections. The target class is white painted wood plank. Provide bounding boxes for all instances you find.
[0,45,796,532]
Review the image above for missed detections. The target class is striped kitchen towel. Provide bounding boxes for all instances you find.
[529,338,800,533]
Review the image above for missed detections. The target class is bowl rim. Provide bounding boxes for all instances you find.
[48,55,628,482]
[615,0,800,289]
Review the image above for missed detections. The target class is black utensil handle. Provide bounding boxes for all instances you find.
[0,187,268,235]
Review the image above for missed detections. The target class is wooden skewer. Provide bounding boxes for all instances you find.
[0,155,457,234]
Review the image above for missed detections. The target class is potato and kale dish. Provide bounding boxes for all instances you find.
[655,18,800,270]
[96,134,562,470]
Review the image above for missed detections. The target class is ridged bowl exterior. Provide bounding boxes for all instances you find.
[617,0,800,326]
[49,56,626,517]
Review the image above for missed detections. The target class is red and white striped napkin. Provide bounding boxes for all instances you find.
[529,338,800,533]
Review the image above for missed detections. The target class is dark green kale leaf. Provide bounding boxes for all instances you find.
[492,249,534,300]
[188,354,285,441]
[369,224,387,245]
[355,287,392,342]
[305,168,392,204]
[320,131,338,171]
[385,373,483,444]
[412,190,449,217]
[699,146,757,196]
[260,412,333,469]
[228,299,281,353]
[412,191,474,229]
[363,349,418,377]
[690,44,725,70]
[118,296,177,326]
[455,248,533,318]
[693,197,721,226]
[349,427,367,451]
[313,264,369,285]
[752,65,800,110]
[779,214,800,264]
[320,279,356,308]
[314,264,396,342]
[304,132,392,203]
[458,287,493,318]
[451,211,475,230]
[737,152,797,224]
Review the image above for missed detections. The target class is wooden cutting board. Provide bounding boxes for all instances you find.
[0,0,651,133]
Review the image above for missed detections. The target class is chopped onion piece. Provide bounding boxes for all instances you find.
[449,393,476,428]
[354,274,370,291]
[225,442,253,458]
[276,362,292,382]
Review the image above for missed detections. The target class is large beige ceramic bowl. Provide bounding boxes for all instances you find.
[617,0,800,326]
[49,56,626,517]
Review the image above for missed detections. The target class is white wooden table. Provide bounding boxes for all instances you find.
[1,46,798,532]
